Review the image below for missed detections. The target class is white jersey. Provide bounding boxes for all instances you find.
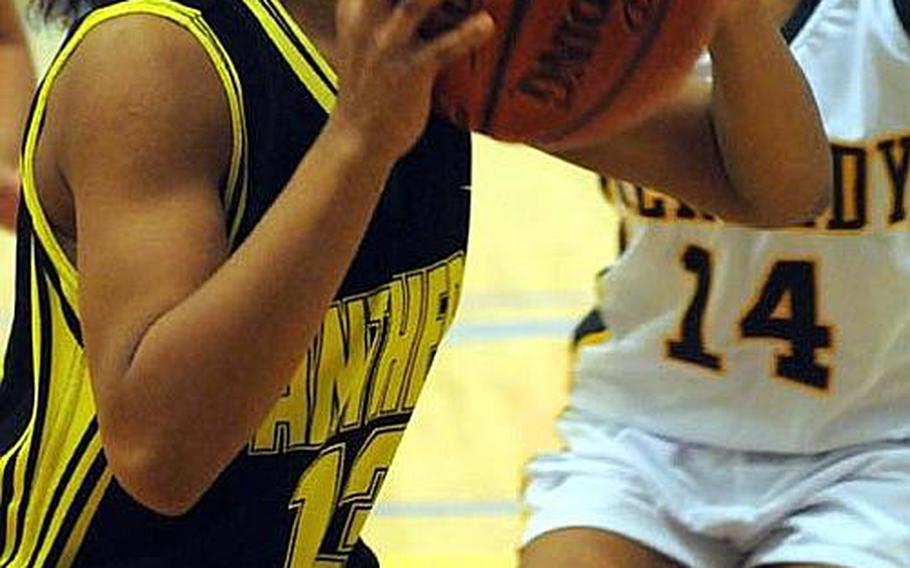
[572,0,910,453]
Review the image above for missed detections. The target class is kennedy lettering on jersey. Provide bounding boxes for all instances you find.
[608,134,910,233]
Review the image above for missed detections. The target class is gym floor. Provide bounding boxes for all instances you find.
[16,18,620,567]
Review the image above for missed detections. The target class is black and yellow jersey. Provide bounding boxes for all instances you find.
[0,0,471,565]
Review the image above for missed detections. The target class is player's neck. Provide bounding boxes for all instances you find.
[282,0,338,65]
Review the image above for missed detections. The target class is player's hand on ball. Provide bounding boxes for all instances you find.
[329,0,494,161]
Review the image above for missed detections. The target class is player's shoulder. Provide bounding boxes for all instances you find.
[48,11,233,192]
[63,10,222,91]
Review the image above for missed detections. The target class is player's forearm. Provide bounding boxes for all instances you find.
[0,43,35,167]
[707,5,832,226]
[106,121,394,515]
[547,8,831,226]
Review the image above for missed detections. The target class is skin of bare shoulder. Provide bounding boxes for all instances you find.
[50,13,233,234]
[0,0,33,229]
[38,13,233,257]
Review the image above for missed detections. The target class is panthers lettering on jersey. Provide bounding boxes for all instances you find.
[573,0,910,453]
[0,0,472,565]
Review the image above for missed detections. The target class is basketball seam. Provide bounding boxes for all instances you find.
[479,0,534,132]
[536,0,674,144]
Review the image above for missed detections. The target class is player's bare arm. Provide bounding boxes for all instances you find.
[47,2,492,515]
[0,0,32,166]
[0,0,33,204]
[550,0,832,227]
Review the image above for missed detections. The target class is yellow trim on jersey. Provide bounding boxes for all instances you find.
[18,279,97,567]
[573,329,611,352]
[260,0,337,86]
[239,0,338,112]
[0,442,30,565]
[58,469,113,568]
[0,252,44,565]
[30,435,104,567]
[0,254,99,566]
[20,0,248,295]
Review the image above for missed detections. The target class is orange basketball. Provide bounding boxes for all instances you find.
[427,0,723,145]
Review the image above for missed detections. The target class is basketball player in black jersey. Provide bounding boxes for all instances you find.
[0,0,830,565]
[0,0,32,229]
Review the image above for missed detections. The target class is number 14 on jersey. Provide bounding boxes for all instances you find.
[666,245,833,391]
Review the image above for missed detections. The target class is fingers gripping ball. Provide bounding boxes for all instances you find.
[426,0,723,145]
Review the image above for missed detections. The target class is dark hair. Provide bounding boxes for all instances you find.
[30,0,116,24]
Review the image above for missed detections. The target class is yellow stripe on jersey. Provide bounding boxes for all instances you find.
[0,433,29,566]
[573,330,611,352]
[55,466,113,568]
[20,0,248,287]
[18,283,97,568]
[239,0,338,111]
[29,434,106,567]
[258,0,337,87]
[0,252,96,567]
[0,251,45,566]
[567,330,611,392]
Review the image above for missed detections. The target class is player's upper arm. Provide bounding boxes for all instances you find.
[49,16,234,409]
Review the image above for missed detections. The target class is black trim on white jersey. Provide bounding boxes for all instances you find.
[573,308,608,349]
[783,0,822,43]
[896,0,910,38]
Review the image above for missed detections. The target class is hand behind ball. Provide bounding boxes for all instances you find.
[328,0,494,161]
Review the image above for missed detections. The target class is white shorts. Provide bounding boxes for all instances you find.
[522,410,910,568]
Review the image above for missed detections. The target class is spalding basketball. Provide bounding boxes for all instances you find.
[425,0,722,145]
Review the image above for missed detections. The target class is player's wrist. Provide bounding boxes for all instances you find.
[318,114,400,179]
[321,111,407,164]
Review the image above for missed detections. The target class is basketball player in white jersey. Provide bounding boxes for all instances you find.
[0,0,32,229]
[521,1,910,567]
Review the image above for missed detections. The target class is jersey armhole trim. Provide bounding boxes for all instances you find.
[783,0,823,44]
[895,0,910,38]
[20,0,247,302]
[239,0,337,112]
